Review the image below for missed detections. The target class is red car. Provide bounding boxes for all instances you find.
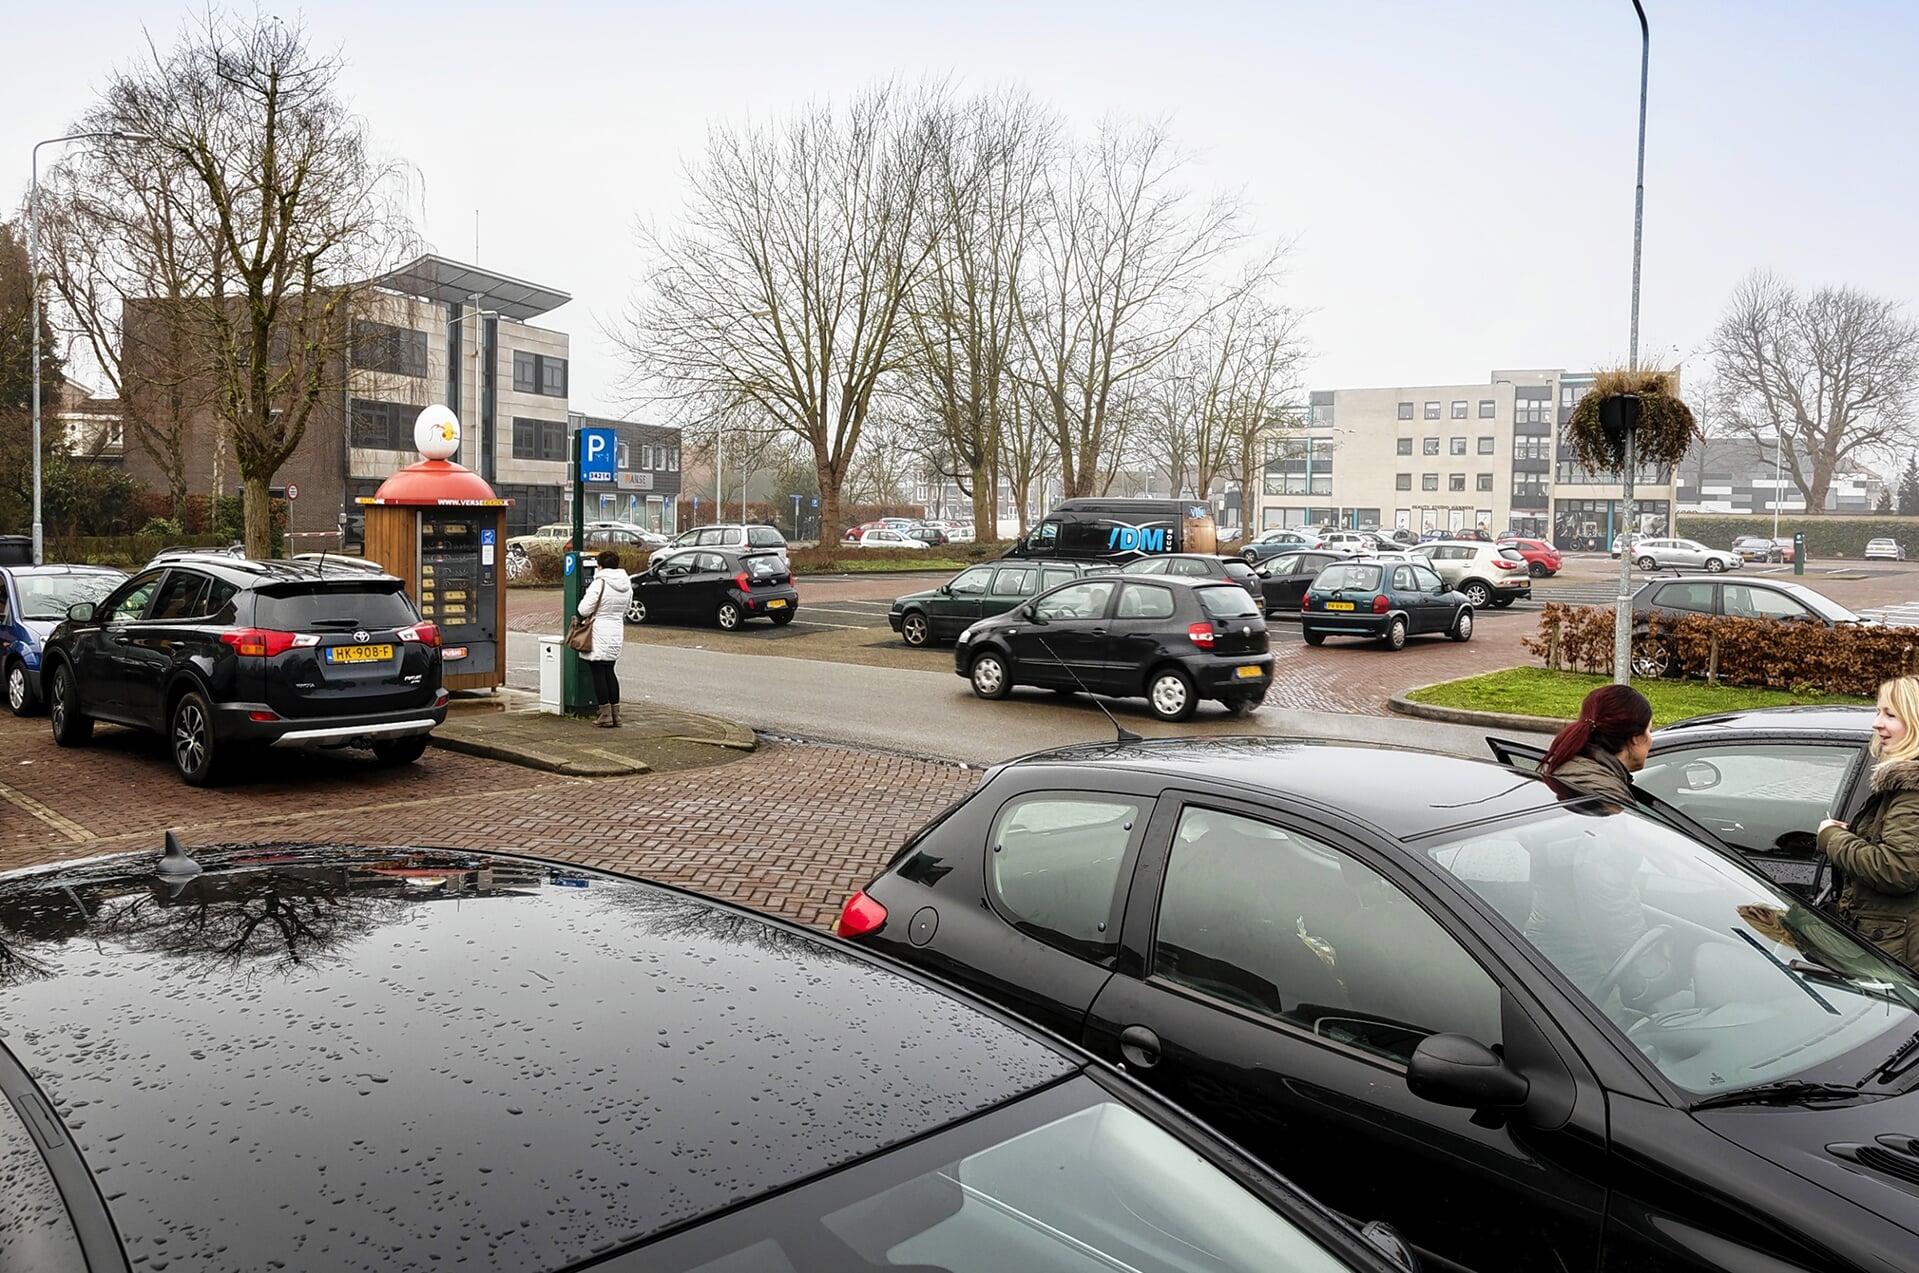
[1496,537,1562,578]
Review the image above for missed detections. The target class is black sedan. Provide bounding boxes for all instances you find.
[955,574,1271,720]
[624,547,797,630]
[1300,557,1474,649]
[843,736,1919,1273]
[1249,549,1356,617]
[0,840,1416,1273]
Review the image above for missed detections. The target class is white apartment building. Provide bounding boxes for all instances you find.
[1257,369,1678,551]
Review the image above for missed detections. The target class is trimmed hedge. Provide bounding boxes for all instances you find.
[1525,603,1919,696]
[44,533,238,569]
[1674,516,1919,559]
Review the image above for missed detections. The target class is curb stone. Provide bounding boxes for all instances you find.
[1388,682,1571,736]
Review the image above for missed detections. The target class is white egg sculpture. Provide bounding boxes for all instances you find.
[414,405,461,461]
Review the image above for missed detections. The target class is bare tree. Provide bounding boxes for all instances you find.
[618,83,939,540]
[1709,271,1919,514]
[995,379,1057,535]
[73,12,414,554]
[1015,120,1251,499]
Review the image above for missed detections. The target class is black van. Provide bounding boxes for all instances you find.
[1005,498,1218,562]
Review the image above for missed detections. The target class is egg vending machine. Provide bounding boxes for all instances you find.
[417,516,502,685]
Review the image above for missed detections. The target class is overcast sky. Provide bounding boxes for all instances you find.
[7,1,1916,418]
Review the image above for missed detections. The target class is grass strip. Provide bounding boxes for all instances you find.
[1405,667,1869,728]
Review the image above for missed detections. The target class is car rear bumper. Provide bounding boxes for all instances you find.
[737,587,800,617]
[1302,612,1396,638]
[214,703,448,747]
[1188,654,1274,697]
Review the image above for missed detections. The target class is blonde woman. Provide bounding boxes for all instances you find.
[1817,676,1919,968]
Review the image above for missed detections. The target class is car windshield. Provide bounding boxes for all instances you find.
[1426,806,1919,1096]
[1314,563,1380,592]
[640,1080,1351,1273]
[13,574,123,621]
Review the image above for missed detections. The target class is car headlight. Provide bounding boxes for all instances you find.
[956,626,975,644]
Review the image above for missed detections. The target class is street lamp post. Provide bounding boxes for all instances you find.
[1613,0,1651,685]
[1772,421,1783,546]
[29,130,153,564]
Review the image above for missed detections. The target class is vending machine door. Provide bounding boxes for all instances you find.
[418,516,499,673]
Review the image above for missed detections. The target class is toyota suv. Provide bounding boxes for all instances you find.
[42,554,446,785]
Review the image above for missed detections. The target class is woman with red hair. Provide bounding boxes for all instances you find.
[1538,683,1654,805]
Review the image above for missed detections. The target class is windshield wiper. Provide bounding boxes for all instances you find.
[1691,1079,1883,1111]
[1860,1028,1919,1087]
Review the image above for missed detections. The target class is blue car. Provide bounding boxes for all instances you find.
[1,564,126,715]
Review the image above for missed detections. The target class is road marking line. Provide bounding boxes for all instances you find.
[0,781,97,843]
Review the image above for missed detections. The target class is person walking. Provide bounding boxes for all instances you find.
[1537,683,1653,805]
[578,550,631,727]
[1818,676,1919,969]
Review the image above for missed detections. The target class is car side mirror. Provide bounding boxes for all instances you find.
[67,602,95,622]
[1407,1032,1529,1111]
[1433,584,1447,595]
[1681,759,1721,791]
[938,583,952,595]
[1023,606,1046,624]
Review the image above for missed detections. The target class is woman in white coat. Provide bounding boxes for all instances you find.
[577,550,631,727]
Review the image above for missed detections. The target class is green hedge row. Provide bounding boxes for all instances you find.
[44,534,238,569]
[1673,516,1917,559]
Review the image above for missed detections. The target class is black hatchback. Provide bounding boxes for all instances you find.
[955,574,1270,720]
[625,547,798,630]
[843,737,1919,1273]
[43,554,445,784]
[0,841,1417,1273]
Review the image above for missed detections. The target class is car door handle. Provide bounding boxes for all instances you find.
[1118,1024,1162,1070]
[1089,628,1106,636]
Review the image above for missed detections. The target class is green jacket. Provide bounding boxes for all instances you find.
[1817,755,1919,969]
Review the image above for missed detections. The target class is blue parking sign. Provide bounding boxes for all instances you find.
[578,428,616,484]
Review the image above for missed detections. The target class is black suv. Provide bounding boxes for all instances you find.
[43,554,446,785]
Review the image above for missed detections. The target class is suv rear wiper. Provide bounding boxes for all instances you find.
[1691,1079,1883,1110]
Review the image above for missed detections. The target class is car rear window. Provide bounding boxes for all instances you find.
[1315,563,1381,592]
[1195,586,1259,619]
[742,554,785,579]
[253,584,417,631]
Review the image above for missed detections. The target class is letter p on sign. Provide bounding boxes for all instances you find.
[579,428,616,483]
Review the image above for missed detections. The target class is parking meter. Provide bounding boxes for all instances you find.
[1793,531,1805,575]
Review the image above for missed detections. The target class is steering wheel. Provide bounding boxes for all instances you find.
[1595,924,1672,1003]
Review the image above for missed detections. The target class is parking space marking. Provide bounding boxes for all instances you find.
[0,780,97,844]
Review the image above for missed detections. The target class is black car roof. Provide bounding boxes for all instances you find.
[1001,736,1554,840]
[1656,703,1874,741]
[0,846,1071,1272]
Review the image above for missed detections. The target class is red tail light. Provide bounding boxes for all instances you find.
[1187,621,1215,649]
[1373,594,1391,613]
[221,628,301,657]
[734,571,751,591]
[834,890,888,938]
[1300,595,1312,612]
[398,623,440,647]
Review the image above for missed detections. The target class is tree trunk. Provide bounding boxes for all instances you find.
[970,456,994,539]
[242,473,273,557]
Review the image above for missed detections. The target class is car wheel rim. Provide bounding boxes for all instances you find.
[1152,676,1188,715]
[1389,621,1406,649]
[719,605,739,630]
[1458,612,1472,639]
[973,659,1003,695]
[51,672,69,731]
[1465,586,1489,607]
[1631,646,1669,677]
[903,615,927,646]
[174,703,207,775]
[627,601,646,623]
[6,667,22,711]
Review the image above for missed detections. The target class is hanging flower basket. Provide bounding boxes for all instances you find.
[1564,368,1697,472]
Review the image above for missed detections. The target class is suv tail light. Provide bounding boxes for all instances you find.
[220,629,313,657]
[1373,594,1390,613]
[398,623,440,647]
[834,890,888,938]
[1187,621,1215,649]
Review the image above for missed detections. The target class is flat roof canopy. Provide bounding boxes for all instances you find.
[376,255,570,322]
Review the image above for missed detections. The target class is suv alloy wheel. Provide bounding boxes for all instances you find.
[1460,581,1492,608]
[171,688,225,786]
[49,663,92,746]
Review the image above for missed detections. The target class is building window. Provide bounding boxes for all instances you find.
[1477,436,1495,455]
[1478,400,1495,419]
[513,351,569,398]
[1396,473,1413,491]
[1422,474,1439,491]
[1512,436,1550,461]
[617,442,631,469]
[1396,437,1413,456]
[1449,437,1467,456]
[1515,399,1552,425]
[511,416,568,461]
[349,398,419,450]
[1397,402,1414,421]
[1476,473,1494,492]
[1449,474,1466,492]
[1512,473,1549,501]
[1310,401,1335,429]
[1422,438,1440,456]
[1423,401,1440,420]
[350,320,428,377]
[1451,401,1467,419]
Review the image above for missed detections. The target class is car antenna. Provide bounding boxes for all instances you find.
[156,829,202,878]
[1034,632,1143,744]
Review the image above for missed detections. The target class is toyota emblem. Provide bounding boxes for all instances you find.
[353,630,370,644]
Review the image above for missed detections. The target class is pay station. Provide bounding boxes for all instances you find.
[360,406,510,692]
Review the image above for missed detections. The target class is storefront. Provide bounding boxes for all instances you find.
[1552,498,1669,552]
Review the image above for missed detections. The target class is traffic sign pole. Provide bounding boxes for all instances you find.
[562,433,590,715]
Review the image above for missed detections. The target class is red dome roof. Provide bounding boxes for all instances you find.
[371,459,501,505]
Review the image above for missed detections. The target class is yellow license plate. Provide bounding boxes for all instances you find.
[1325,601,1355,611]
[326,644,392,664]
[767,599,788,608]
[1235,665,1264,679]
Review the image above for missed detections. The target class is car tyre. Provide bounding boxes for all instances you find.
[770,610,795,626]
[1636,555,1658,571]
[372,735,430,766]
[7,659,39,716]
[170,688,226,786]
[625,597,648,624]
[1450,608,1474,642]
[1705,557,1725,573]
[715,600,744,631]
[1381,616,1408,651]
[1147,668,1197,722]
[969,651,1011,700]
[48,663,91,746]
[1224,690,1262,718]
[1302,627,1326,646]
[1528,562,1547,578]
[900,611,931,647]
[1460,581,1492,608]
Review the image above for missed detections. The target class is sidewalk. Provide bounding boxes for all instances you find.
[434,688,757,776]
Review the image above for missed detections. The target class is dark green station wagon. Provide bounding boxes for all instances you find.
[889,559,1115,647]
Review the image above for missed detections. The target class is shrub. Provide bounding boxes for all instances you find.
[138,517,184,537]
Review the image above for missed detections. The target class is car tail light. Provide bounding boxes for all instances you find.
[1187,621,1215,649]
[1300,595,1312,612]
[398,623,440,647]
[734,571,751,591]
[1373,594,1390,613]
[220,629,308,657]
[834,890,888,938]
[248,710,279,722]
